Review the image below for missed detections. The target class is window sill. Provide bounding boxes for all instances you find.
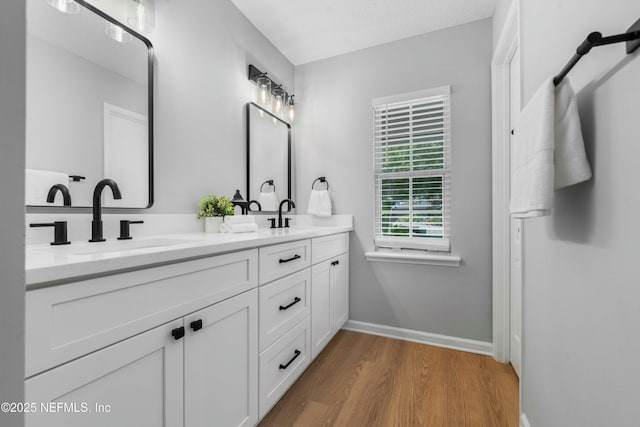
[365,250,461,267]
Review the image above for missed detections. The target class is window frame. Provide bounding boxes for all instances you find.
[372,86,452,252]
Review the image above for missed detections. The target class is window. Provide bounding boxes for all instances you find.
[373,86,451,252]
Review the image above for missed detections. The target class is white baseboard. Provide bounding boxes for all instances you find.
[521,413,531,427]
[343,320,493,356]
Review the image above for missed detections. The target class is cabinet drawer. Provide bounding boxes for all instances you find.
[259,269,310,351]
[259,240,310,284]
[259,317,311,419]
[311,233,349,265]
[26,249,258,377]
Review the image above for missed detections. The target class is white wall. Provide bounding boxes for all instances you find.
[148,0,294,213]
[518,0,640,425]
[295,19,494,342]
[492,0,515,49]
[0,0,26,425]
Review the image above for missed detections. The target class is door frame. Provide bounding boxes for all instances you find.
[491,0,520,363]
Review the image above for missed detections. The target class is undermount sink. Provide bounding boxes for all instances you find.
[49,238,197,256]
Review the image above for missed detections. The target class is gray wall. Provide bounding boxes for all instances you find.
[0,0,25,425]
[295,19,494,342]
[148,0,294,213]
[494,0,640,424]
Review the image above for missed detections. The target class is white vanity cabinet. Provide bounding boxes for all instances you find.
[24,229,350,426]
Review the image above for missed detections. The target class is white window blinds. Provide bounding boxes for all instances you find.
[373,86,451,252]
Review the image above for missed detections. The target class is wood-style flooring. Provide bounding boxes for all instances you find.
[259,330,519,427]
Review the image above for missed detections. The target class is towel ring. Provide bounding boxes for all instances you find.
[260,180,275,193]
[312,176,329,190]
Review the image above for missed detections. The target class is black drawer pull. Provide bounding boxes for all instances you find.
[331,260,340,266]
[171,326,185,340]
[279,349,301,370]
[279,254,301,264]
[190,319,203,332]
[279,297,301,311]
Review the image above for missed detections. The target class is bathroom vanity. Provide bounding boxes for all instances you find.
[24,224,350,426]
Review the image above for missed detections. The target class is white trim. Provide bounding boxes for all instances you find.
[365,250,460,267]
[491,0,519,364]
[372,85,451,107]
[343,320,492,356]
[521,413,531,427]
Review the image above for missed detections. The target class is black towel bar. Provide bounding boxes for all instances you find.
[553,17,640,86]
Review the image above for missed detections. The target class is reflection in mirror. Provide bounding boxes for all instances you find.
[26,0,153,208]
[247,102,291,213]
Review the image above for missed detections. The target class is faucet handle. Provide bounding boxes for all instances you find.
[118,220,144,240]
[267,218,276,229]
[284,218,292,228]
[30,221,70,246]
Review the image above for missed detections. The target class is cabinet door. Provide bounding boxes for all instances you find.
[25,319,184,427]
[184,289,258,427]
[311,260,332,360]
[331,253,349,333]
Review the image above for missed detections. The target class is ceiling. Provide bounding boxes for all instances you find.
[230,0,497,65]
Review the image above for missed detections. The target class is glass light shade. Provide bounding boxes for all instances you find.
[256,76,271,106]
[47,0,80,14]
[274,94,284,114]
[127,0,155,34]
[105,23,133,43]
[287,96,295,122]
[272,86,286,115]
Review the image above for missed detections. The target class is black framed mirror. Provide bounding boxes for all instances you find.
[25,0,154,208]
[246,102,291,213]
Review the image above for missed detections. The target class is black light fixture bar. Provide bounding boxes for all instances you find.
[248,64,294,101]
[553,17,640,86]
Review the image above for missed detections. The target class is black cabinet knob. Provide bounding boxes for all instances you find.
[171,326,185,340]
[30,222,70,246]
[331,260,340,266]
[118,220,144,240]
[190,319,203,332]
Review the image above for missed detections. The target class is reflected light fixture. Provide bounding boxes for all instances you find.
[105,23,133,43]
[46,0,80,14]
[127,0,155,35]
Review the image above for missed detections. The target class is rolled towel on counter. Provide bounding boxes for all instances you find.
[223,215,256,225]
[219,222,259,234]
[307,189,332,217]
[258,191,279,211]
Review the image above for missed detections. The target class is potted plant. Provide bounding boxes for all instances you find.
[197,195,234,233]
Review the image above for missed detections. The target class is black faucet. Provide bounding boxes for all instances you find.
[46,184,72,206]
[89,179,122,242]
[278,198,295,228]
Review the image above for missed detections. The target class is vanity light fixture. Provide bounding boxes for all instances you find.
[287,95,295,122]
[105,22,133,43]
[46,0,80,14]
[127,0,155,35]
[248,64,295,122]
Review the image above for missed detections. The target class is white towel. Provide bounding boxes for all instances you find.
[258,191,279,211]
[307,189,332,217]
[223,215,256,225]
[219,222,258,233]
[25,169,69,205]
[510,78,592,218]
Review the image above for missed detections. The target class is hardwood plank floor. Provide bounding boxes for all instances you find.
[259,331,519,427]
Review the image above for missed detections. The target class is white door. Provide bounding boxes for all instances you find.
[509,47,523,377]
[25,319,184,427]
[330,253,349,333]
[184,289,258,427]
[311,260,332,360]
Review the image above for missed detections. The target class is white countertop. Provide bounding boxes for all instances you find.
[26,225,352,288]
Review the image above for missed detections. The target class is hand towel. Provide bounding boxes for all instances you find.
[223,215,256,225]
[510,77,592,218]
[258,191,279,211]
[307,189,332,217]
[25,169,69,205]
[219,222,258,233]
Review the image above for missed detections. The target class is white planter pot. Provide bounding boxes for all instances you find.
[204,216,223,233]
